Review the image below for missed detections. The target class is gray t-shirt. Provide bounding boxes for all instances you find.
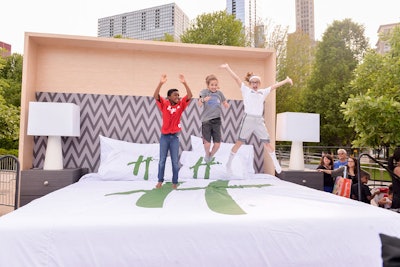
[199,89,226,122]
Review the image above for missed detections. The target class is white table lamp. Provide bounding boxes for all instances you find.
[27,102,80,170]
[276,112,320,170]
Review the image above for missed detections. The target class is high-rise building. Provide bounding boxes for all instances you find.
[98,3,189,41]
[226,0,262,47]
[376,23,400,54]
[295,0,315,41]
[0,41,11,57]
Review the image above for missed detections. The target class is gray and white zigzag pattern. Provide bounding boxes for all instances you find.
[33,92,264,173]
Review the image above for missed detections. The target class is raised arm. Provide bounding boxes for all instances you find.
[220,63,242,87]
[270,76,293,91]
[179,74,193,101]
[153,74,167,101]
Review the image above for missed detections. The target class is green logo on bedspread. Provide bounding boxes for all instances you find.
[127,155,154,180]
[190,157,221,179]
[106,180,271,215]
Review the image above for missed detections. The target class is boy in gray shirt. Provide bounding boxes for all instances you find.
[198,74,229,163]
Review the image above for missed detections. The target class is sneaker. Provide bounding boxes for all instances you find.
[155,182,163,189]
[172,184,178,189]
[204,155,211,163]
[275,165,282,175]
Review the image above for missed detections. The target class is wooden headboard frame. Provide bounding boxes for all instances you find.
[19,32,276,174]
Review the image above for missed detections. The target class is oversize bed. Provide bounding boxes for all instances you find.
[6,32,400,267]
[1,137,400,267]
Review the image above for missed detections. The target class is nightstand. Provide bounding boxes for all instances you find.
[279,170,324,190]
[20,168,87,207]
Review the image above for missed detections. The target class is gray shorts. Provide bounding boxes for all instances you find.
[202,117,222,143]
[238,114,270,143]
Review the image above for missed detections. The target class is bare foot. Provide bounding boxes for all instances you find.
[172,184,178,189]
[156,182,163,189]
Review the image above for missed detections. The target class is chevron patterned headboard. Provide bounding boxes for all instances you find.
[32,92,265,173]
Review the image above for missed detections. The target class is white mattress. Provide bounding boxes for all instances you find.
[0,174,399,267]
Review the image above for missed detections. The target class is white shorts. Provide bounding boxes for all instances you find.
[238,114,270,143]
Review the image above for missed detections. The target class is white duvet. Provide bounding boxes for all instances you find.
[0,174,399,267]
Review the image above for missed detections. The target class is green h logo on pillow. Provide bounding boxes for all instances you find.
[190,157,221,179]
[127,155,154,180]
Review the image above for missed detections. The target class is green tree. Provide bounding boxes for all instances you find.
[0,93,20,150]
[180,11,246,46]
[303,19,369,146]
[342,26,400,151]
[0,53,22,151]
[260,19,289,78]
[0,53,23,107]
[277,31,315,113]
[158,33,176,42]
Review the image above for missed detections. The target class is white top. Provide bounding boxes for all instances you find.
[241,82,271,116]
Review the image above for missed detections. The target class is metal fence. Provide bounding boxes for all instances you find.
[0,155,20,211]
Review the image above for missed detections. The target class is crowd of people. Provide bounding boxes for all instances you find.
[317,147,400,210]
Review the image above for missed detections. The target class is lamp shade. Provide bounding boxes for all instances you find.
[276,112,320,142]
[27,102,80,170]
[27,102,80,137]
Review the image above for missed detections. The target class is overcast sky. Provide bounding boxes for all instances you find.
[1,0,400,54]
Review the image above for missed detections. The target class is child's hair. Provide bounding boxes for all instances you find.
[244,72,255,82]
[359,170,370,180]
[167,88,178,96]
[205,74,218,86]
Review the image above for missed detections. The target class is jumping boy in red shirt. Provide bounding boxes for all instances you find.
[153,74,192,189]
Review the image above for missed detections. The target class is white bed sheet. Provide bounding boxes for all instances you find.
[1,174,399,267]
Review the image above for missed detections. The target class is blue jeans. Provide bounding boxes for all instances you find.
[158,133,179,184]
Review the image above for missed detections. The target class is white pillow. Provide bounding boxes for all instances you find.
[179,151,254,180]
[190,135,255,174]
[99,135,159,164]
[97,150,159,181]
[97,136,173,181]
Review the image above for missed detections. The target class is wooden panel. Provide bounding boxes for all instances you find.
[19,32,276,174]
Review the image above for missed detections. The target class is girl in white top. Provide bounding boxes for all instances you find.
[220,63,293,174]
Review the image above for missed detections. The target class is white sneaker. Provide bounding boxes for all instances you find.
[275,165,282,174]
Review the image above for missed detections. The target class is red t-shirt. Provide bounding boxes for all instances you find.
[156,95,190,134]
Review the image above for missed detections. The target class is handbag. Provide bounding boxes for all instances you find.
[332,176,352,198]
[332,166,352,198]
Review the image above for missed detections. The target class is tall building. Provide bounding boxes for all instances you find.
[226,0,262,47]
[295,0,315,41]
[0,41,11,57]
[376,23,400,54]
[98,3,189,41]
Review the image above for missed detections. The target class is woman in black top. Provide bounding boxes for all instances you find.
[317,154,334,192]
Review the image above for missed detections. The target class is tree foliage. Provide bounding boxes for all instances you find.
[277,31,315,113]
[260,19,289,78]
[342,26,400,149]
[180,11,246,46]
[0,53,21,150]
[302,19,369,146]
[158,33,176,42]
[0,53,23,107]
